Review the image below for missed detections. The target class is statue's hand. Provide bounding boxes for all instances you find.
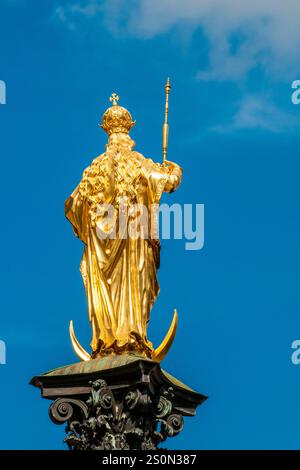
[163,160,177,169]
[162,160,182,175]
[161,159,182,193]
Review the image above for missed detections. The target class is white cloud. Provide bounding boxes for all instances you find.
[55,0,300,80]
[54,1,103,30]
[55,6,76,30]
[214,94,299,133]
[109,0,300,81]
[54,0,300,131]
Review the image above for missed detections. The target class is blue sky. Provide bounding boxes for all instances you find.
[1,0,300,449]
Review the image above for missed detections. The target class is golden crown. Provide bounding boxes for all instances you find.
[100,93,136,136]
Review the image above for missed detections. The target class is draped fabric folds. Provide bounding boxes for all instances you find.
[65,134,182,358]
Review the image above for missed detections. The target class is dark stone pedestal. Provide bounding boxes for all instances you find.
[30,354,207,450]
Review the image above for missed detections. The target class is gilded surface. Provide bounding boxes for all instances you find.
[65,94,182,361]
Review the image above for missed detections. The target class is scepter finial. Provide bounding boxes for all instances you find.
[165,77,171,93]
[162,78,171,162]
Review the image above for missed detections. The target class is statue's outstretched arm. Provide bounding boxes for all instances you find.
[161,160,183,193]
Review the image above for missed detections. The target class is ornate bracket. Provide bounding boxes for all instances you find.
[48,379,184,450]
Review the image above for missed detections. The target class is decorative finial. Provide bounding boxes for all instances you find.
[165,77,171,93]
[162,77,171,162]
[109,93,119,106]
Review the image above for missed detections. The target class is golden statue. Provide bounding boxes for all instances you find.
[65,80,182,362]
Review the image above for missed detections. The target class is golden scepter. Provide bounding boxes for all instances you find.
[162,77,171,162]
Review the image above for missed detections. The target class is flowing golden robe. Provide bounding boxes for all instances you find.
[65,134,182,358]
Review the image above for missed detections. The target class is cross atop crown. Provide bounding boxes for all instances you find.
[109,93,119,106]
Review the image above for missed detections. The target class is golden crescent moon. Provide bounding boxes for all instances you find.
[70,310,178,363]
[152,309,178,362]
[69,320,91,362]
